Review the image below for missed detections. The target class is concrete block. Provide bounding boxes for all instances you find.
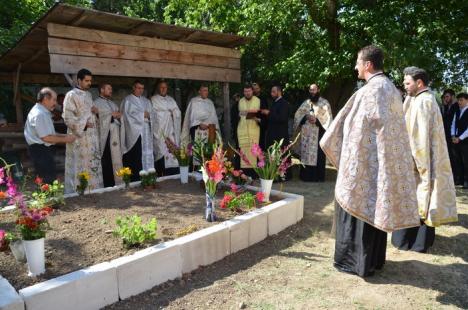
[264,198,298,236]
[174,224,230,273]
[19,262,118,310]
[295,195,304,222]
[111,242,182,299]
[0,276,24,310]
[223,217,249,254]
[245,208,269,245]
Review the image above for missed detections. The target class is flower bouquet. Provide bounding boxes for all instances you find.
[76,171,90,195]
[140,168,157,189]
[116,167,132,188]
[165,137,192,183]
[14,192,53,276]
[233,136,298,201]
[201,147,226,222]
[224,161,252,188]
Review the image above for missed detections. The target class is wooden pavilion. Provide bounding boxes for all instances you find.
[0,3,248,170]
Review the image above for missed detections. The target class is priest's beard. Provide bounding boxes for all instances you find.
[309,93,320,103]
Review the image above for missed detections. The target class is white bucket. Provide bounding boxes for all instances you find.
[23,238,45,276]
[260,179,273,202]
[180,166,189,184]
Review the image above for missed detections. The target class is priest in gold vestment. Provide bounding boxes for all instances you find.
[392,67,457,253]
[237,84,260,178]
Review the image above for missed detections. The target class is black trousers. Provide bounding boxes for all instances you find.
[391,222,435,253]
[122,137,142,182]
[154,157,179,177]
[28,144,56,184]
[101,134,115,188]
[334,202,387,277]
[452,141,468,184]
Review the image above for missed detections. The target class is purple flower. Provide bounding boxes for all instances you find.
[31,213,42,222]
[251,144,263,157]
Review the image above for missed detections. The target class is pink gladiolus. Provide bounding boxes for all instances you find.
[232,170,241,177]
[238,149,252,166]
[251,144,263,157]
[0,229,5,239]
[257,160,265,168]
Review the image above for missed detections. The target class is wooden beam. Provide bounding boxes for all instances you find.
[0,73,141,86]
[127,22,147,35]
[13,64,24,125]
[48,37,240,70]
[223,82,231,142]
[23,47,47,65]
[47,23,242,59]
[70,11,88,26]
[50,54,241,83]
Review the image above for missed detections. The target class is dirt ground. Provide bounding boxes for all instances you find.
[105,168,468,310]
[0,179,273,291]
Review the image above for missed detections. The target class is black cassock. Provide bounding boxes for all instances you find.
[257,94,269,150]
[122,136,142,182]
[101,133,115,187]
[298,117,327,182]
[391,223,435,253]
[334,202,387,277]
[266,97,289,148]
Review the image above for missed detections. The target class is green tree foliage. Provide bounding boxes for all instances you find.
[1,0,466,107]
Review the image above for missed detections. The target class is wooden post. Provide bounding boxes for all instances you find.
[222,82,231,143]
[13,64,23,125]
[64,74,75,87]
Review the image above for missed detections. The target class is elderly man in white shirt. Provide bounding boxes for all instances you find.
[24,88,76,183]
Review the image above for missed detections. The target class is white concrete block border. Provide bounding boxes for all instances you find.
[0,174,303,310]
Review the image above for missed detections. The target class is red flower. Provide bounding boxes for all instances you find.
[0,191,7,200]
[41,184,50,192]
[256,192,265,203]
[34,176,43,185]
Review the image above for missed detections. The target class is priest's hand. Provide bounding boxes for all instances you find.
[91,106,99,115]
[199,123,208,130]
[112,111,122,119]
[144,111,150,119]
[260,109,270,115]
[452,137,460,144]
[86,122,94,128]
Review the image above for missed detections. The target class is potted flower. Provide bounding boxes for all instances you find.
[233,137,298,202]
[76,171,90,195]
[201,147,226,222]
[165,137,192,184]
[140,169,157,189]
[117,167,132,188]
[224,161,252,190]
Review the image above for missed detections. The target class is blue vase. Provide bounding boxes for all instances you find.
[205,193,217,222]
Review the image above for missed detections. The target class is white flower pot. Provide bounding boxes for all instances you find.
[260,179,273,202]
[23,238,45,276]
[9,240,26,262]
[180,166,189,184]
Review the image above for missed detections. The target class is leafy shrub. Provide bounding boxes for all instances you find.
[113,215,157,248]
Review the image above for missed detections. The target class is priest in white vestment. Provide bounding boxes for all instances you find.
[151,81,182,176]
[392,66,457,253]
[294,84,333,182]
[62,69,103,194]
[181,84,220,147]
[94,83,123,187]
[120,81,155,181]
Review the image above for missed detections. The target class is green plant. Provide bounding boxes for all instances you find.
[113,215,157,248]
[31,178,65,208]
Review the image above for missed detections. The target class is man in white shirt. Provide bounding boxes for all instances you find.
[451,92,468,188]
[25,88,76,183]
